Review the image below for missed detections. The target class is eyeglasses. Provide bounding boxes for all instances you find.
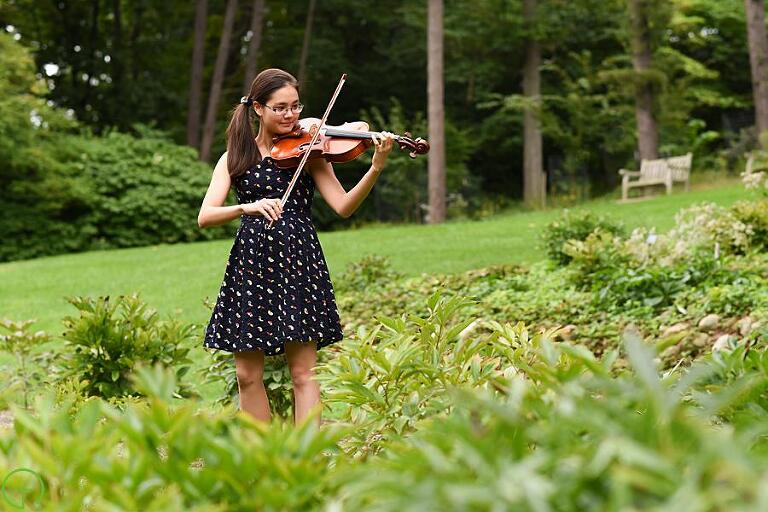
[262,103,304,115]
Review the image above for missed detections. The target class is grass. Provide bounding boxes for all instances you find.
[0,180,754,335]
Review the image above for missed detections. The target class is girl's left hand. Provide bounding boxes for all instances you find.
[371,131,396,171]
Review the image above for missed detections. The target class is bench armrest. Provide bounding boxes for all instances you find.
[619,169,641,177]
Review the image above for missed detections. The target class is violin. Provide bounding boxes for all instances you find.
[269,117,429,169]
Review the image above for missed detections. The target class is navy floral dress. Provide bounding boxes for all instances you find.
[203,155,344,356]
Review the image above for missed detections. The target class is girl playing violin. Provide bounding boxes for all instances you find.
[197,68,395,426]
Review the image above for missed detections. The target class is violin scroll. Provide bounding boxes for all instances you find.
[397,131,430,159]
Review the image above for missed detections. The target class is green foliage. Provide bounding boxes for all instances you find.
[336,323,768,511]
[74,127,232,249]
[731,199,768,251]
[0,365,347,511]
[60,294,196,400]
[0,35,233,262]
[0,319,52,409]
[334,254,403,294]
[542,209,626,265]
[360,98,477,223]
[317,292,501,458]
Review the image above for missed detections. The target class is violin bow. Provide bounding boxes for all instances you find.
[266,73,348,230]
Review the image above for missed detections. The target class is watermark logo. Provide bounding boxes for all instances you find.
[1,468,45,510]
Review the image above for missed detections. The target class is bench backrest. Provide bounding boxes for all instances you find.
[639,158,669,181]
[665,152,692,181]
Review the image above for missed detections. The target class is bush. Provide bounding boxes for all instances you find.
[0,365,346,511]
[542,210,626,266]
[731,199,768,251]
[60,294,196,399]
[336,331,768,511]
[334,254,403,294]
[0,319,52,409]
[0,35,234,262]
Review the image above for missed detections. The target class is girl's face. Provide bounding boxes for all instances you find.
[254,85,301,136]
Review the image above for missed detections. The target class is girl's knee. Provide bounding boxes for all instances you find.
[235,365,263,389]
[234,352,265,388]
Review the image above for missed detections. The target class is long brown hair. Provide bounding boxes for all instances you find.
[225,68,299,178]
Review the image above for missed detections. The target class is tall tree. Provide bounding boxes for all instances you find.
[200,0,238,162]
[744,0,768,141]
[187,0,207,149]
[242,0,267,94]
[522,0,546,208]
[627,0,659,160]
[427,0,446,223]
[297,0,316,86]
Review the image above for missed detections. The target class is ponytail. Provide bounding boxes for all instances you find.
[225,100,259,179]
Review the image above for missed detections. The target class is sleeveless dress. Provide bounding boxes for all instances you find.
[203,156,344,356]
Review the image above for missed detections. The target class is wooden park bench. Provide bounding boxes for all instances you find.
[619,152,692,201]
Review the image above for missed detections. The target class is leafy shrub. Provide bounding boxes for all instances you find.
[0,319,52,409]
[731,199,768,251]
[0,364,346,510]
[0,33,237,262]
[76,128,233,249]
[335,330,768,511]
[334,254,404,294]
[542,210,626,265]
[316,292,544,458]
[60,294,195,399]
[562,229,631,288]
[2,296,768,510]
[663,202,753,259]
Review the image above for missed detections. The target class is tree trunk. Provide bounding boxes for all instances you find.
[745,0,768,142]
[522,0,546,209]
[130,1,145,82]
[427,0,446,224]
[187,0,208,149]
[201,0,239,162]
[82,0,99,112]
[112,0,124,126]
[627,0,659,160]
[242,0,267,94]
[297,0,316,86]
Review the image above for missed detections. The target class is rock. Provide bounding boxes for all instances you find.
[737,317,753,336]
[713,334,737,352]
[559,324,577,341]
[661,322,690,338]
[459,319,481,341]
[661,343,681,359]
[698,314,721,331]
[692,333,709,348]
[0,410,13,429]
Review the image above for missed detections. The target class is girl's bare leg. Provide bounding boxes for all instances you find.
[234,350,271,423]
[285,341,321,427]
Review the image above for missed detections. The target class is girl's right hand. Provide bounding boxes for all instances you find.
[241,198,283,221]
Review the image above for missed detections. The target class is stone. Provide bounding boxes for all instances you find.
[459,319,481,341]
[712,334,736,352]
[661,344,681,359]
[692,333,709,348]
[698,314,720,331]
[661,322,690,338]
[737,317,753,336]
[559,324,577,341]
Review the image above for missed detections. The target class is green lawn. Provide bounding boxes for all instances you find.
[0,181,755,335]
